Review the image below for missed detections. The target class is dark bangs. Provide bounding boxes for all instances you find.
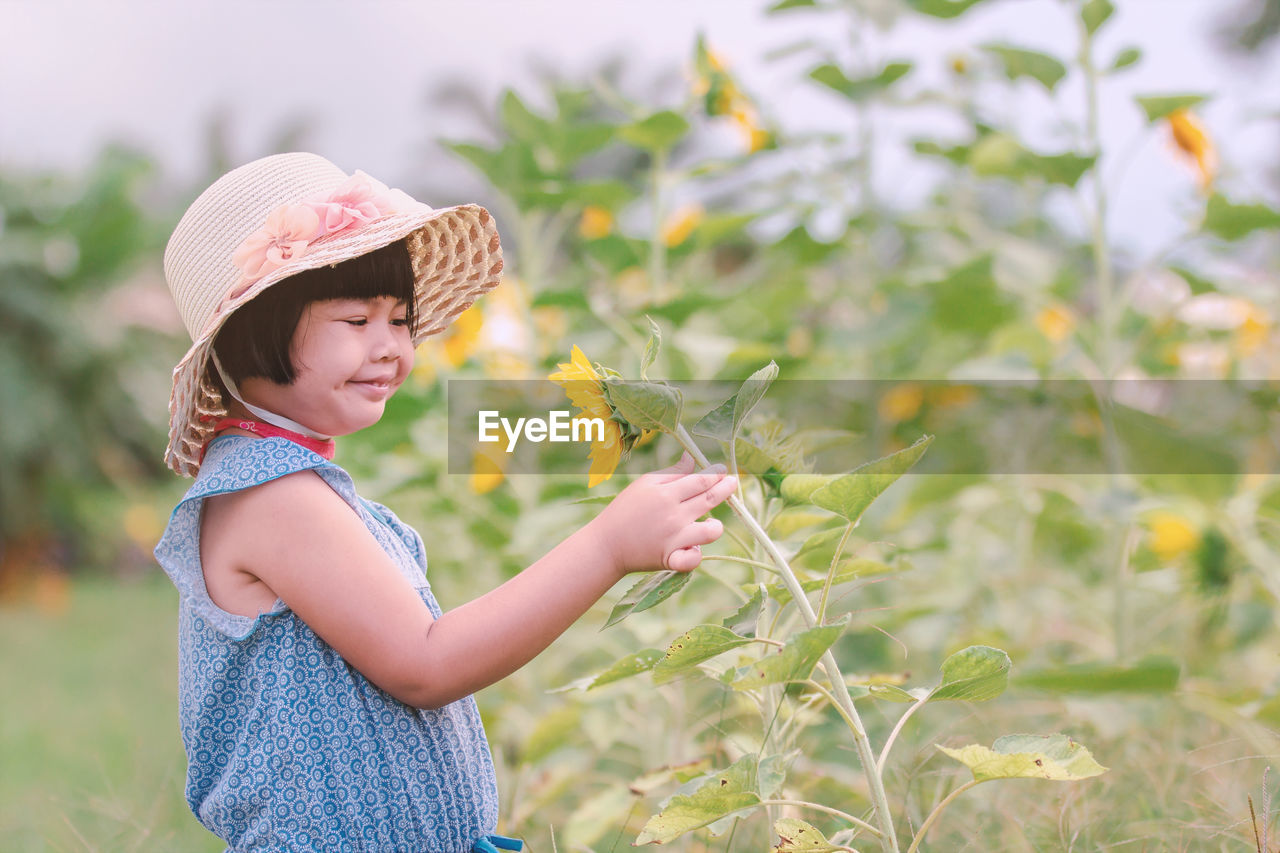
[213,238,416,387]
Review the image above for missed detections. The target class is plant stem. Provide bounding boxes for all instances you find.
[904,780,983,853]
[877,699,925,776]
[675,424,900,852]
[1080,3,1132,665]
[700,554,783,575]
[758,799,881,839]
[648,148,668,302]
[817,522,856,623]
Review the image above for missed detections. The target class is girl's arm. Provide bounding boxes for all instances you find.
[203,453,735,709]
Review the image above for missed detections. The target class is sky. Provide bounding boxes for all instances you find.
[3,0,1277,257]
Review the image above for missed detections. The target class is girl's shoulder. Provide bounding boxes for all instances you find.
[188,434,355,502]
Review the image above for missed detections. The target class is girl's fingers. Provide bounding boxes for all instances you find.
[679,472,737,510]
[649,451,696,483]
[663,519,724,572]
[673,517,724,550]
[668,465,730,501]
[665,545,703,572]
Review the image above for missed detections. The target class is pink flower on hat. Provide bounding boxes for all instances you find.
[306,171,430,232]
[227,171,430,303]
[229,203,322,298]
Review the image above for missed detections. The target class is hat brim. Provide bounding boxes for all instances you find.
[165,203,502,476]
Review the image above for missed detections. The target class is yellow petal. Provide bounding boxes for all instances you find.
[661,204,704,248]
[469,448,505,495]
[579,205,614,240]
[879,383,924,423]
[1147,511,1199,562]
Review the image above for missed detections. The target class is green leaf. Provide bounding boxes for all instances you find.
[930,646,1011,702]
[779,474,838,504]
[635,756,762,845]
[500,89,547,140]
[1136,94,1208,123]
[1016,657,1180,694]
[604,571,692,628]
[653,625,753,685]
[937,734,1109,782]
[641,316,662,381]
[1203,193,1280,240]
[868,683,918,703]
[1110,46,1142,72]
[808,62,912,102]
[589,648,665,689]
[606,380,683,433]
[722,585,766,636]
[770,818,841,853]
[619,110,690,152]
[692,361,779,441]
[810,435,933,521]
[768,0,819,10]
[905,0,986,18]
[1081,0,1115,36]
[731,620,846,691]
[982,44,1067,92]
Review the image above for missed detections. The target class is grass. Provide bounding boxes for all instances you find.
[0,572,223,852]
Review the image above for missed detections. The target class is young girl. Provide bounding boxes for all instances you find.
[154,152,737,852]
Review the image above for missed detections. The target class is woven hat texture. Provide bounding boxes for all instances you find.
[162,152,503,476]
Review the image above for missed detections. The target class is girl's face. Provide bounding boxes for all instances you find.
[239,296,414,436]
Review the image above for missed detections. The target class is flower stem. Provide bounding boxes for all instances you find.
[904,779,983,853]
[758,799,881,839]
[876,699,925,776]
[674,424,900,852]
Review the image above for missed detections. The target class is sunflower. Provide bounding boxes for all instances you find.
[1166,108,1216,192]
[548,346,652,487]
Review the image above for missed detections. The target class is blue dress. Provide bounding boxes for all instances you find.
[155,436,500,852]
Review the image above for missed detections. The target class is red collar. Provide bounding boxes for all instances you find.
[207,418,337,460]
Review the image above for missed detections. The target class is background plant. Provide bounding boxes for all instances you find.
[4,0,1280,849]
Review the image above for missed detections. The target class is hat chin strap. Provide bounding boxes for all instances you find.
[209,351,334,441]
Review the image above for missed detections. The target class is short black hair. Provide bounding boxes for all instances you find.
[213,238,416,386]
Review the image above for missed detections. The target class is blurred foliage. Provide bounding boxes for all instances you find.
[6,0,1280,849]
[0,147,177,584]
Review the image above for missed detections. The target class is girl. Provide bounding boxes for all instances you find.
[154,153,737,852]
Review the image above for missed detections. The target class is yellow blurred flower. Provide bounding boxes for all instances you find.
[1034,304,1076,343]
[1146,511,1200,562]
[662,204,704,248]
[579,205,613,240]
[469,446,505,495]
[879,383,924,423]
[1234,305,1271,357]
[443,304,484,367]
[122,502,165,549]
[949,54,969,75]
[931,384,977,411]
[1166,108,1216,192]
[548,345,624,487]
[730,105,772,153]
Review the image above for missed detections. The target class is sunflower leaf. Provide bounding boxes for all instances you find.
[692,361,779,441]
[937,734,1108,782]
[770,818,841,853]
[635,756,762,845]
[653,625,753,685]
[1136,93,1208,123]
[607,380,683,433]
[930,646,1012,702]
[604,571,692,628]
[810,435,933,521]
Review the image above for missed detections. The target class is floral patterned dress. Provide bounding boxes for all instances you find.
[155,436,499,852]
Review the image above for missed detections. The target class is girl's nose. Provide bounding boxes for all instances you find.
[372,321,402,361]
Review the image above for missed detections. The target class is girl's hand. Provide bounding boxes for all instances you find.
[589,451,737,577]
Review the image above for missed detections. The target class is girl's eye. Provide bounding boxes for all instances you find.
[392,317,409,327]
[344,318,368,326]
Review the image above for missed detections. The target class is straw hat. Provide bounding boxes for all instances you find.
[162,152,503,476]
